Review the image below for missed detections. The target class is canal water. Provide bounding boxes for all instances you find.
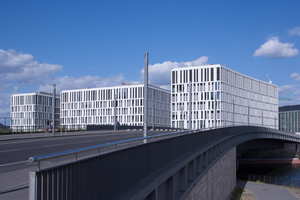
[237,165,300,187]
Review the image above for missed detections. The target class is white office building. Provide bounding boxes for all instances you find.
[60,84,171,129]
[10,92,60,131]
[171,64,278,129]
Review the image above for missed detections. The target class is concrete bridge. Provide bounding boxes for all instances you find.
[29,126,300,200]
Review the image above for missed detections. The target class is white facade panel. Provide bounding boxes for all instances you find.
[60,84,171,129]
[10,92,60,131]
[171,64,278,129]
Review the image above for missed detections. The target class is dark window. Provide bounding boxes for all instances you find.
[217,67,220,81]
[201,69,203,82]
[180,71,182,83]
[186,70,188,83]
[172,71,175,84]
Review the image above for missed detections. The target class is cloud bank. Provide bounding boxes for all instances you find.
[288,27,300,37]
[38,74,129,93]
[140,56,208,85]
[279,72,300,105]
[0,49,64,90]
[291,73,300,82]
[253,37,299,59]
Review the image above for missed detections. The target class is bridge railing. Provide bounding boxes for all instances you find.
[29,129,198,170]
[29,125,238,170]
[28,125,294,171]
[28,126,300,200]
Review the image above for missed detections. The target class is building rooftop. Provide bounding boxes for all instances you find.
[60,84,171,93]
[11,91,60,97]
[279,104,300,112]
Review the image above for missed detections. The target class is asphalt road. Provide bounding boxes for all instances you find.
[0,130,171,200]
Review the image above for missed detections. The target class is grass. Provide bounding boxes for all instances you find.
[230,187,257,200]
[230,187,244,200]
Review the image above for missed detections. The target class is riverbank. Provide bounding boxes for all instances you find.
[229,181,300,200]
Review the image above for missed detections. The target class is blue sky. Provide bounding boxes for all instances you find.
[0,0,300,118]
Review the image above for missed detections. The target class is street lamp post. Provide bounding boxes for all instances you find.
[143,52,148,142]
[189,81,192,130]
[114,93,117,131]
[152,101,154,130]
[52,84,56,135]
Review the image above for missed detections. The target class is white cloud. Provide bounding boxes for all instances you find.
[278,72,300,106]
[278,84,297,95]
[0,49,64,87]
[140,56,208,85]
[253,37,299,59]
[288,27,300,37]
[291,73,300,81]
[0,49,33,73]
[38,74,129,93]
[278,84,300,105]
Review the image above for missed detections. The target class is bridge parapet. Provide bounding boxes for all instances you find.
[29,126,300,200]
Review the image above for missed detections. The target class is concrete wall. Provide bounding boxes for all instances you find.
[184,147,236,200]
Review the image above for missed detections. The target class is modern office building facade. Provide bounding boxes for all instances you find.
[60,84,171,129]
[171,64,278,129]
[279,104,300,133]
[10,92,60,131]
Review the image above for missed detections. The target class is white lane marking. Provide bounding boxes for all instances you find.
[43,144,63,148]
[0,149,19,153]
[0,160,28,167]
[78,140,94,143]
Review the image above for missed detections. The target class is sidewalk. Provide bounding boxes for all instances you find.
[236,181,299,200]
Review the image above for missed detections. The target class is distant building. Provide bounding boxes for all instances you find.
[60,84,171,130]
[279,104,300,133]
[10,92,60,131]
[171,64,278,129]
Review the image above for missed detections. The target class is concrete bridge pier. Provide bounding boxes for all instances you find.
[141,147,237,200]
[184,147,236,200]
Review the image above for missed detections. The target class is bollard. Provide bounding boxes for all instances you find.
[65,127,66,135]
[45,128,47,136]
[60,127,62,135]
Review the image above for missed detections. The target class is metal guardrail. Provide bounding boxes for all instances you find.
[28,125,300,171]
[29,129,199,170]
